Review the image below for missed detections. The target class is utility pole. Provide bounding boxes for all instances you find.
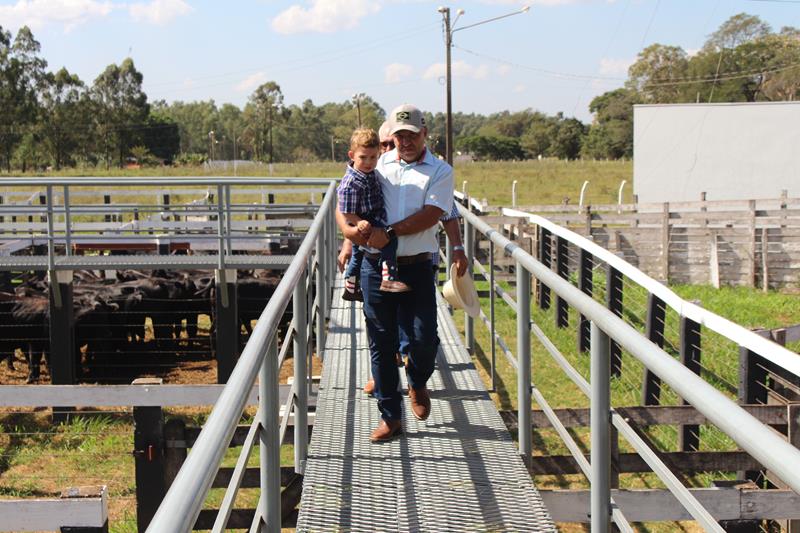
[352,93,365,127]
[438,5,529,166]
[441,7,454,166]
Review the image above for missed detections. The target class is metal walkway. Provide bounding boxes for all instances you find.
[296,277,556,532]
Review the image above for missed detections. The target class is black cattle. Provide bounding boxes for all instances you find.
[10,294,49,383]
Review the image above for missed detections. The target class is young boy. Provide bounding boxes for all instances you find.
[338,128,410,301]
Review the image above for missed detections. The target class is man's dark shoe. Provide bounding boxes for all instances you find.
[370,419,403,442]
[408,386,431,420]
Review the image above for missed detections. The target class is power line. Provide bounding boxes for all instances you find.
[454,44,800,88]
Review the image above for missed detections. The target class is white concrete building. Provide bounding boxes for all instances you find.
[633,102,799,204]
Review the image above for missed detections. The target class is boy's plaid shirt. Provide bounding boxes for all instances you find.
[337,162,386,224]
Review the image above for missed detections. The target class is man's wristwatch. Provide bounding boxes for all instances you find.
[452,245,465,252]
[385,225,396,240]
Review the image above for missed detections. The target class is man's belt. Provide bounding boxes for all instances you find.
[363,251,430,265]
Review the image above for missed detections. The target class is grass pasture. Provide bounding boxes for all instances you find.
[4,157,633,207]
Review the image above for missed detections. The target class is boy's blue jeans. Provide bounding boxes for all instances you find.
[343,219,399,281]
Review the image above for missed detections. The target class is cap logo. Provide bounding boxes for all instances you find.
[396,111,410,121]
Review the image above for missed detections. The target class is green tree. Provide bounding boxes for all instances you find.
[143,111,180,164]
[91,58,149,168]
[0,25,46,171]
[704,13,771,52]
[248,81,283,163]
[627,44,689,103]
[457,135,524,161]
[39,67,87,169]
[581,88,639,159]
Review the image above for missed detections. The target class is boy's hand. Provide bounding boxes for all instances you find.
[356,220,372,236]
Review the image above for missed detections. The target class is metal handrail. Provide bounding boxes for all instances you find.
[503,207,800,379]
[457,203,800,531]
[145,180,336,533]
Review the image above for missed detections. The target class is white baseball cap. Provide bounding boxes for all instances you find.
[388,104,426,135]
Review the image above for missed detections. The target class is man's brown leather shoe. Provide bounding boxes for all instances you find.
[363,378,375,395]
[370,419,402,442]
[408,386,431,420]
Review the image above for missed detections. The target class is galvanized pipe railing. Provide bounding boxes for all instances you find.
[145,180,337,533]
[457,203,800,529]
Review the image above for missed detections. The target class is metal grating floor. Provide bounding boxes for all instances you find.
[296,276,556,532]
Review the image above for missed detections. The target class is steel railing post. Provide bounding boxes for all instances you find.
[46,185,55,270]
[464,214,474,353]
[216,185,225,271]
[516,260,531,466]
[293,271,308,475]
[591,321,611,533]
[63,186,71,257]
[224,185,233,255]
[489,240,496,392]
[259,334,280,532]
[307,254,314,396]
[316,230,325,359]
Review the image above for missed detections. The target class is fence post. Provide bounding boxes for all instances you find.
[516,260,531,467]
[641,293,666,405]
[590,321,611,533]
[537,227,551,310]
[215,269,239,383]
[293,268,309,475]
[162,418,186,493]
[49,270,76,398]
[748,200,757,288]
[679,316,702,451]
[260,335,281,532]
[738,332,770,484]
[605,265,623,377]
[132,378,166,533]
[464,212,475,353]
[555,236,569,328]
[577,249,593,353]
[660,202,670,282]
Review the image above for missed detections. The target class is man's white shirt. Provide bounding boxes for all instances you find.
[373,148,454,257]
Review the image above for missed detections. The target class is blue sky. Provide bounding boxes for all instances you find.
[1,0,797,122]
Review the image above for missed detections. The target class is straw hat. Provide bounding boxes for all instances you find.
[442,263,480,318]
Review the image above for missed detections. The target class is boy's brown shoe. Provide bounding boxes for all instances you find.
[370,419,403,442]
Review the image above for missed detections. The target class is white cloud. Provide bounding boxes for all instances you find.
[271,0,380,34]
[424,60,488,80]
[384,63,413,84]
[513,84,526,93]
[236,72,268,93]
[0,0,114,32]
[686,48,700,58]
[496,65,512,76]
[599,57,634,76]
[129,0,192,25]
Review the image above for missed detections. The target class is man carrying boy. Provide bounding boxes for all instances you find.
[338,128,411,297]
[338,104,456,442]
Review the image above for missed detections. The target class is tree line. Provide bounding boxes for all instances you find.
[1,13,798,170]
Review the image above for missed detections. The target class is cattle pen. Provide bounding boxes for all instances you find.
[0,177,799,532]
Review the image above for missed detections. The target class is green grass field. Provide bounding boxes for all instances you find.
[2,158,633,207]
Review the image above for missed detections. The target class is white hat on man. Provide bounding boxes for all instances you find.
[442,263,480,318]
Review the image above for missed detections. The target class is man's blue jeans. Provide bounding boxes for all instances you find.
[361,254,439,422]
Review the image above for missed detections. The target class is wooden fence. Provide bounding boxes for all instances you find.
[503,195,800,289]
